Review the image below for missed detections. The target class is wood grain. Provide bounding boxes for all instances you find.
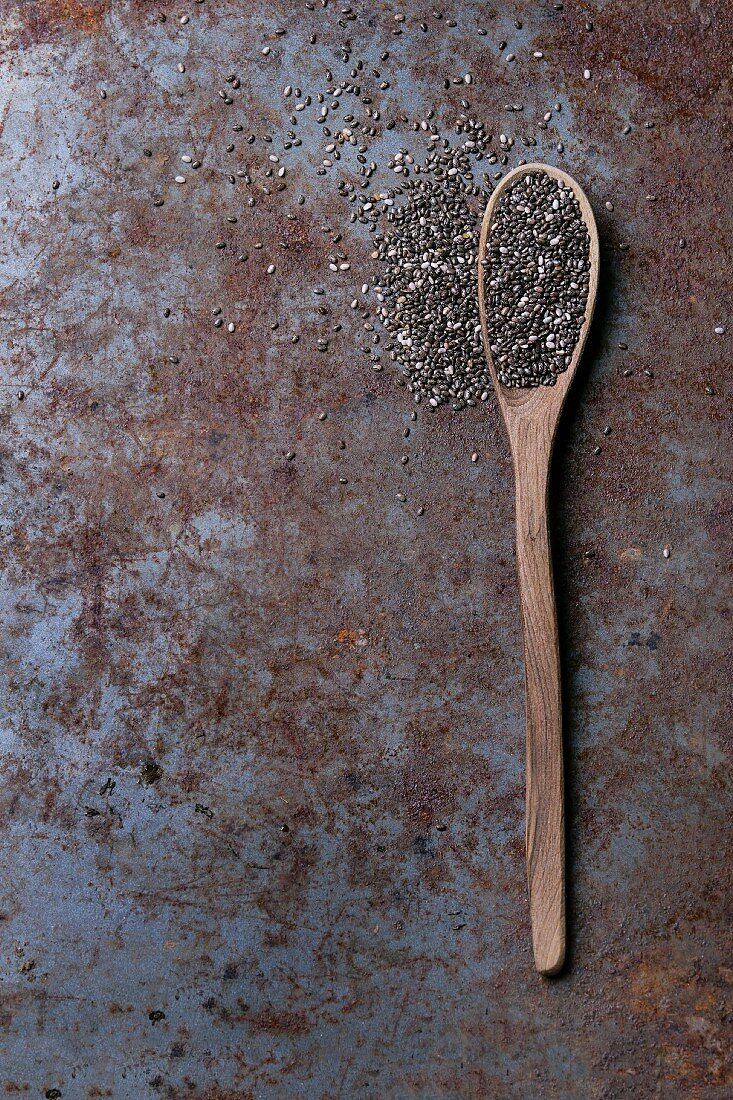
[478,164,599,976]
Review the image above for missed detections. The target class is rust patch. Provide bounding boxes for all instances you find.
[241,1007,312,1036]
[334,627,367,648]
[5,0,105,48]
[183,1091,255,1100]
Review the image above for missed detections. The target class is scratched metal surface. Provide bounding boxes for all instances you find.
[0,1,731,1097]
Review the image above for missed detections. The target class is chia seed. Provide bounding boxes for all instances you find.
[362,117,494,409]
[481,170,591,387]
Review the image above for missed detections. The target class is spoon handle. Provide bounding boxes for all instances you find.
[511,417,565,976]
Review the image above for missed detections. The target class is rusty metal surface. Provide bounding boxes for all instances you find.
[0,1,731,1096]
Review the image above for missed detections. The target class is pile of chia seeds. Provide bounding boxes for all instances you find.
[360,120,494,409]
[482,171,591,387]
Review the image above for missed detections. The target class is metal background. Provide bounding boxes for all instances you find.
[0,1,731,1097]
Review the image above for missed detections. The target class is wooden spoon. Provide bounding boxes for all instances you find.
[477,163,599,975]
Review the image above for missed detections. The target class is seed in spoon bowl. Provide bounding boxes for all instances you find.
[482,170,591,388]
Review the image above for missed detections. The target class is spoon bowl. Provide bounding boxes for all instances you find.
[479,163,600,422]
[478,163,599,975]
